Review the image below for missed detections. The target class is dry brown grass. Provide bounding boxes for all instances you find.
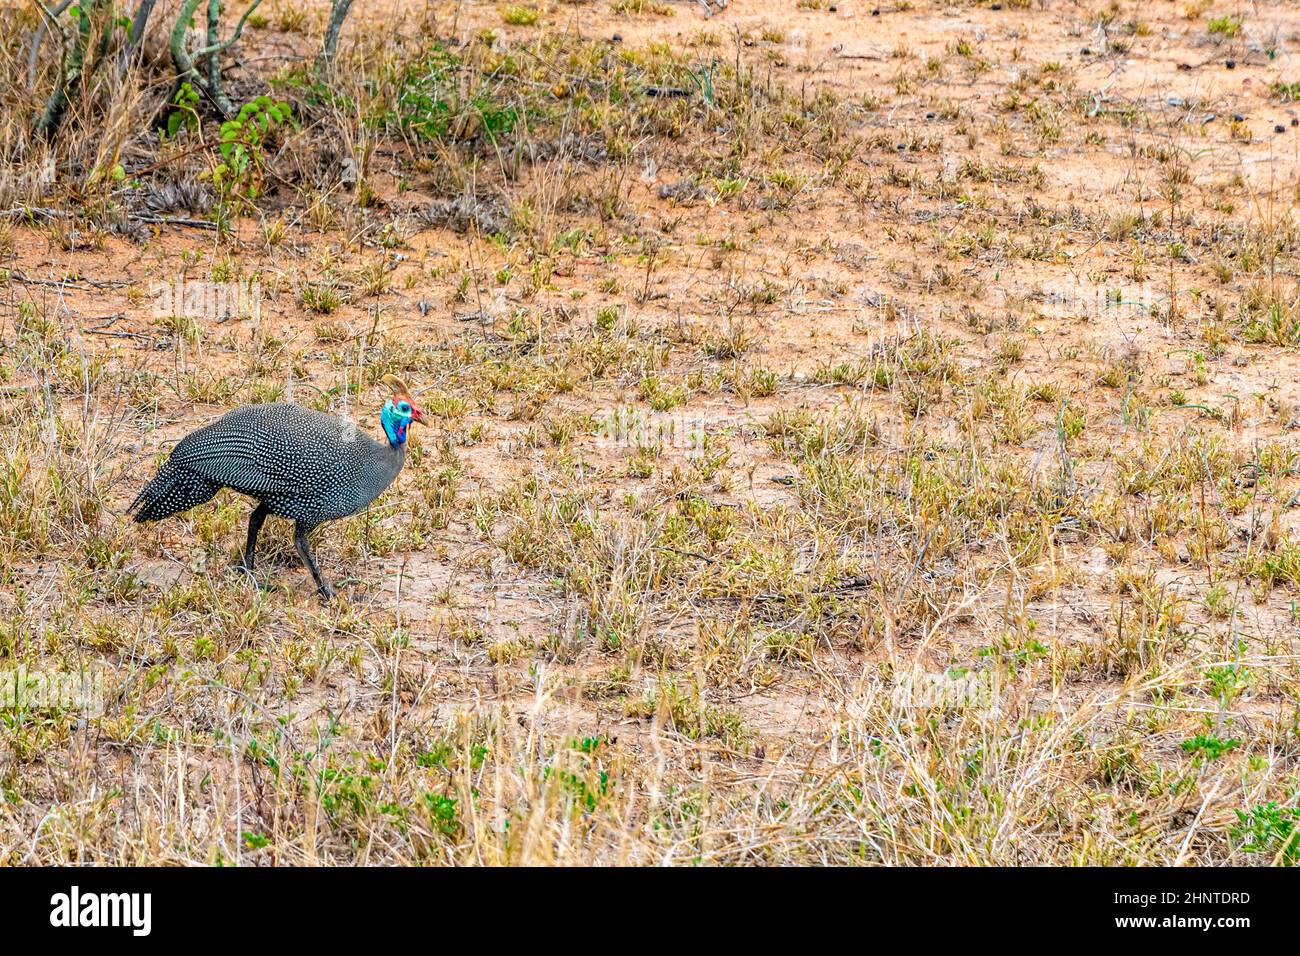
[2,0,1300,866]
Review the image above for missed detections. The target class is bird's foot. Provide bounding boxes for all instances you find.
[317,582,338,601]
[232,561,271,594]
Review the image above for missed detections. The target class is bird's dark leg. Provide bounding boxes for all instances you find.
[240,502,270,571]
[294,521,335,599]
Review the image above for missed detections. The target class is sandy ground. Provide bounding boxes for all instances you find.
[3,0,1300,863]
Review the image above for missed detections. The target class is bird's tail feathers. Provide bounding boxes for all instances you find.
[129,463,220,522]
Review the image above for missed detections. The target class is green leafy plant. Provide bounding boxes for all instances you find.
[501,5,539,25]
[380,46,517,144]
[1232,803,1300,865]
[211,96,294,213]
[1205,663,1254,706]
[1180,734,1240,763]
[1207,15,1242,38]
[165,82,202,139]
[423,793,461,836]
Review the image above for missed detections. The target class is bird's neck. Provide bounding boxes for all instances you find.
[380,408,407,447]
[375,430,406,483]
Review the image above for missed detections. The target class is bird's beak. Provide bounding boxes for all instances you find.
[410,403,426,424]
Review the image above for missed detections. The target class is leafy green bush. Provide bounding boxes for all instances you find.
[1232,803,1300,865]
[212,96,294,213]
[380,46,517,143]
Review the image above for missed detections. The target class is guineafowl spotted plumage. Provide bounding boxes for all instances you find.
[130,375,425,598]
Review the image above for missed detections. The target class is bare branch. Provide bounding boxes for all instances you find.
[34,0,101,136]
[171,0,265,118]
[190,0,264,60]
[126,0,156,55]
[315,0,354,74]
[26,0,75,87]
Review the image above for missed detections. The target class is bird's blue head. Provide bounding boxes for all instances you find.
[379,375,424,447]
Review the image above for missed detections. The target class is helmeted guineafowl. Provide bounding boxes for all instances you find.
[129,375,425,598]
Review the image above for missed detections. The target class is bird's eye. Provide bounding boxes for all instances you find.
[398,401,410,413]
